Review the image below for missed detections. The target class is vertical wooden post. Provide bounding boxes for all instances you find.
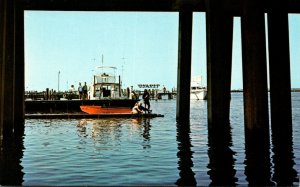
[176,11,193,120]
[206,0,233,127]
[267,0,294,185]
[0,0,5,139]
[241,0,269,132]
[267,0,292,141]
[2,0,15,139]
[14,0,25,135]
[241,0,272,185]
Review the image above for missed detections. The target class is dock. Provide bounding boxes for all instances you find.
[25,113,164,119]
[25,99,138,113]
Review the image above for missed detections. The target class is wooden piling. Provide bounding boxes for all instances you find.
[176,11,192,120]
[241,0,272,185]
[2,0,15,139]
[267,0,292,139]
[241,0,269,131]
[14,0,25,135]
[0,0,5,138]
[206,0,233,127]
[267,1,295,185]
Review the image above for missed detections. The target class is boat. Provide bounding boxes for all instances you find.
[80,60,137,114]
[190,76,207,100]
[80,105,132,114]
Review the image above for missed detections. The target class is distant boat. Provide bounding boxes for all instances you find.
[190,76,207,100]
[80,105,132,114]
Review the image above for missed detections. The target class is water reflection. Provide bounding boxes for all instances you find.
[76,118,152,150]
[271,124,298,185]
[244,129,274,185]
[0,134,25,185]
[175,120,196,186]
[207,123,238,186]
[139,118,151,149]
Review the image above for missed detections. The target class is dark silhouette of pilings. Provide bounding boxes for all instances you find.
[1,0,16,140]
[14,0,25,136]
[206,0,233,126]
[268,0,293,149]
[268,2,296,184]
[242,0,270,131]
[207,122,237,186]
[241,0,273,185]
[0,0,297,185]
[0,0,24,142]
[175,120,196,186]
[176,10,192,120]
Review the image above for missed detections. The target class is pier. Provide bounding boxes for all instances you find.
[0,0,298,185]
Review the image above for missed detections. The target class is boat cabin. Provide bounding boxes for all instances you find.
[89,66,122,100]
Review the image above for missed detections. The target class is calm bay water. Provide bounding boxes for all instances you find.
[18,92,300,185]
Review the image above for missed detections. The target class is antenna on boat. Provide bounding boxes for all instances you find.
[101,54,104,75]
[121,57,126,87]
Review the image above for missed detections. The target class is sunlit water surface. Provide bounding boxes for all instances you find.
[21,92,300,186]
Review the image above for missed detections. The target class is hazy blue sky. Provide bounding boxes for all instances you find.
[25,11,299,91]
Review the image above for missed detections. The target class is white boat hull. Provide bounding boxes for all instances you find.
[190,90,207,100]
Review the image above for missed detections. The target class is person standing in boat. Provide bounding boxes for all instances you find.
[142,89,151,112]
[82,82,88,100]
[78,82,83,100]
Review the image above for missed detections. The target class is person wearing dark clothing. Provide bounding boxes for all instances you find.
[78,82,83,100]
[142,89,151,111]
[82,82,88,100]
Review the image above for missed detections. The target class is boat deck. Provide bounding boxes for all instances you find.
[25,113,164,119]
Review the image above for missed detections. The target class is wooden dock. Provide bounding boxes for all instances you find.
[25,113,164,119]
[25,99,138,113]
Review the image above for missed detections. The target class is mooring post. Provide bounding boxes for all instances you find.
[176,11,192,120]
[241,0,272,185]
[267,0,294,185]
[206,0,233,127]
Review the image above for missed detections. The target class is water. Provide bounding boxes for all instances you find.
[1,92,300,185]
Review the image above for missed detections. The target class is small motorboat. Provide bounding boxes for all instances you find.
[80,105,132,114]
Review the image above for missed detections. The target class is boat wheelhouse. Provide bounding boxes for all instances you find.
[89,66,123,100]
[190,75,207,100]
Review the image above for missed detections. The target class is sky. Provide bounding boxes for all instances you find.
[24,11,300,91]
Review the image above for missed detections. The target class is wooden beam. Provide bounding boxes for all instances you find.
[21,0,300,14]
[22,0,205,11]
